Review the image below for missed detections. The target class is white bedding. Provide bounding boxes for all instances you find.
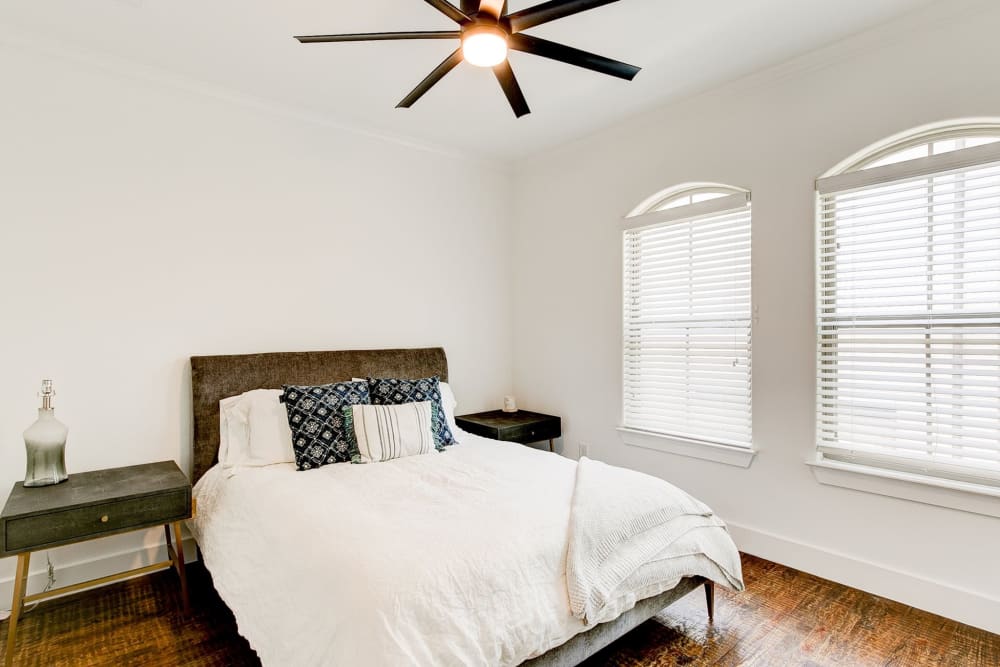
[191,431,742,666]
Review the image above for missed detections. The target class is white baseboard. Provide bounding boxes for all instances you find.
[728,522,1000,636]
[0,536,198,613]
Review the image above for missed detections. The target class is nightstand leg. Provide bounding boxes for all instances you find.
[165,523,190,613]
[548,439,554,452]
[4,552,30,667]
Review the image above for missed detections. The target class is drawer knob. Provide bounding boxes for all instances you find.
[100,515,109,523]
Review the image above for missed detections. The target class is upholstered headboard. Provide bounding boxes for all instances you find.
[189,347,448,484]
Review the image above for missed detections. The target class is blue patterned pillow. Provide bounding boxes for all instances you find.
[280,381,370,470]
[366,376,456,449]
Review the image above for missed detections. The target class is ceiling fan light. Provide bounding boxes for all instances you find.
[462,27,508,68]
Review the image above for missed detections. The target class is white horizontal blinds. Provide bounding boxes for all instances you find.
[817,141,1000,485]
[623,194,752,448]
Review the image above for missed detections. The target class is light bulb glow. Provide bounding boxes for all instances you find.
[462,28,508,67]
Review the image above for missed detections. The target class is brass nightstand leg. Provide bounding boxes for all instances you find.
[4,552,30,667]
[165,522,191,613]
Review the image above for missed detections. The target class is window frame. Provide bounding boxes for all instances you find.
[810,120,1000,516]
[826,118,1000,174]
[619,184,756,468]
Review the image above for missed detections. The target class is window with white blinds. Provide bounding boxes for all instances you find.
[623,189,753,449]
[816,138,1000,486]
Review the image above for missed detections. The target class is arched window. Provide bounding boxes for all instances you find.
[815,120,1000,486]
[620,183,753,463]
[827,119,1000,173]
[633,182,745,212]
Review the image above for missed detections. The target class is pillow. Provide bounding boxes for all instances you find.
[354,377,459,437]
[281,381,370,470]
[245,389,295,465]
[366,376,456,449]
[345,402,437,464]
[439,381,459,437]
[218,390,294,468]
[219,395,250,468]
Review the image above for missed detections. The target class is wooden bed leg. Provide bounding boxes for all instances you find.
[704,580,715,623]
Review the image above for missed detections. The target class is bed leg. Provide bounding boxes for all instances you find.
[704,581,715,623]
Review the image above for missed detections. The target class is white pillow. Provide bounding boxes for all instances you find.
[439,381,459,435]
[244,389,295,465]
[218,389,295,468]
[219,395,250,468]
[347,402,437,463]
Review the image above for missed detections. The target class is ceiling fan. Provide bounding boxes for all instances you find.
[294,0,641,118]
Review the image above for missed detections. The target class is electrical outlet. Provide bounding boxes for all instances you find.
[579,443,590,460]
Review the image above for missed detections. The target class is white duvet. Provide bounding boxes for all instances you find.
[191,431,742,666]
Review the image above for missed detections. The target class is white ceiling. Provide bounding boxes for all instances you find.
[3,0,939,160]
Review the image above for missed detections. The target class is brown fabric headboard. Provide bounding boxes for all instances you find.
[190,347,448,484]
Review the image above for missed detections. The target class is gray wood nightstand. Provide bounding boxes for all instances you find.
[455,410,561,452]
[1,461,192,667]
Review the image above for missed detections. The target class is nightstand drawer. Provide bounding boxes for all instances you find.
[3,489,189,553]
[502,420,561,444]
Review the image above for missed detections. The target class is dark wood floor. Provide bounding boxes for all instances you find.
[2,554,997,666]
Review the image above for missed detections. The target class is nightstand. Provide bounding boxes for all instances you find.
[455,410,561,452]
[1,461,192,667]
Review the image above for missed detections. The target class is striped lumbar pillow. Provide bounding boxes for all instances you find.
[344,401,438,464]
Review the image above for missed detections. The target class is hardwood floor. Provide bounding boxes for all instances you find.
[582,556,999,667]
[1,554,996,666]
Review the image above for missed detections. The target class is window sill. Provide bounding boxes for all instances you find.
[618,427,756,468]
[807,456,1000,519]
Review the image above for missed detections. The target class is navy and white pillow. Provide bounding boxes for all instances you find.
[280,381,370,470]
[366,376,456,449]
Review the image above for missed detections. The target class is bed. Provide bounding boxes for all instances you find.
[188,347,743,666]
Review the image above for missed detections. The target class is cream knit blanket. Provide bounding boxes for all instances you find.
[566,457,745,625]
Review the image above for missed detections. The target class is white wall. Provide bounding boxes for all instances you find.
[4,0,999,635]
[511,1,1000,633]
[0,35,512,603]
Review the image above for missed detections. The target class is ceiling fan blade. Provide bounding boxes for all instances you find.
[507,0,619,32]
[295,31,461,44]
[509,33,640,80]
[397,49,464,108]
[492,60,531,118]
[424,0,471,24]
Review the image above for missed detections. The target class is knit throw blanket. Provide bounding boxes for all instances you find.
[566,457,745,625]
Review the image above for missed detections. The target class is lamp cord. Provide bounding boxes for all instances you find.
[2,553,56,617]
